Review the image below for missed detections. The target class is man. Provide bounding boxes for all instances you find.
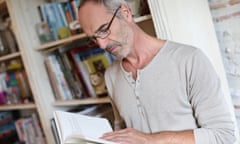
[78,0,236,143]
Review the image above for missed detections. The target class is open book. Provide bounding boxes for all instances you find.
[53,110,117,144]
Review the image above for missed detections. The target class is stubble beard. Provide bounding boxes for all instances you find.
[108,22,133,60]
[105,39,129,60]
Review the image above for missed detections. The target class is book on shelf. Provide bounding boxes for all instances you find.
[0,69,32,105]
[55,49,84,99]
[14,113,45,144]
[71,49,97,98]
[53,110,116,144]
[37,0,81,41]
[45,54,73,101]
[15,70,32,101]
[44,44,114,100]
[83,53,112,97]
[0,111,19,143]
[0,112,45,144]
[69,46,114,97]
[0,16,19,56]
[61,1,75,36]
[0,111,15,136]
[44,45,88,100]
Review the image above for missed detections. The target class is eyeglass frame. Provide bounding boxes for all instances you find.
[88,5,122,44]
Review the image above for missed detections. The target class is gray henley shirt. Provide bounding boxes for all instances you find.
[105,41,235,144]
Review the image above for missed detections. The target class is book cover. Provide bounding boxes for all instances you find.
[31,113,45,144]
[61,2,76,35]
[73,53,96,97]
[52,2,70,39]
[57,43,90,98]
[44,3,58,41]
[53,110,117,144]
[45,55,72,100]
[50,118,61,144]
[15,71,31,100]
[14,119,25,142]
[83,53,112,74]
[66,52,89,98]
[55,53,76,99]
[45,57,64,100]
[69,47,97,97]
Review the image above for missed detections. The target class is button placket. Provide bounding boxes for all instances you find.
[135,70,144,115]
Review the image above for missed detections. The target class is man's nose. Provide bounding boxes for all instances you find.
[96,38,108,50]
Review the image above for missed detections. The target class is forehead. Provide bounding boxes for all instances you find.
[79,2,110,35]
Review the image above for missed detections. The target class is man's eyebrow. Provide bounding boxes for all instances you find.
[94,23,108,33]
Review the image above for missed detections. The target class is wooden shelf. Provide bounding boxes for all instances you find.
[52,97,111,106]
[0,103,36,110]
[36,14,152,51]
[0,52,21,62]
[36,33,87,51]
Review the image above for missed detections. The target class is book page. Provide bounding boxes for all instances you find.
[65,134,117,144]
[54,111,115,144]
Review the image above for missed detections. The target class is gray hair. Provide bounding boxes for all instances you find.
[79,0,128,14]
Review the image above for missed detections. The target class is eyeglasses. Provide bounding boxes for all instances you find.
[88,6,121,44]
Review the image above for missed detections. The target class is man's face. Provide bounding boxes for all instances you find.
[78,2,134,60]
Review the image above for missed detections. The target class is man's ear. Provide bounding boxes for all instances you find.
[120,4,133,21]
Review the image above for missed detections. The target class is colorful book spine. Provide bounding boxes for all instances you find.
[44,3,58,40]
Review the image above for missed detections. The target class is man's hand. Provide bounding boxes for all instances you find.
[100,128,151,144]
[100,128,194,144]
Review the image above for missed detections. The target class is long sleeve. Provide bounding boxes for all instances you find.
[187,49,236,144]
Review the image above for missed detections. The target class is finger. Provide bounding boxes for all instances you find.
[102,135,133,144]
[102,129,129,137]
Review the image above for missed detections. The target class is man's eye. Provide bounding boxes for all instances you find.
[100,28,108,33]
[96,29,108,36]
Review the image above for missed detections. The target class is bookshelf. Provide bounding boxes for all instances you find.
[36,14,152,51]
[0,0,47,144]
[0,0,156,144]
[52,97,111,107]
[0,52,21,62]
[39,14,154,107]
[36,33,87,51]
[2,0,237,144]
[0,103,36,110]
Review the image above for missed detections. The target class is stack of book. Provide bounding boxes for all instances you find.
[0,59,32,105]
[0,111,16,143]
[37,0,81,43]
[14,113,45,144]
[45,44,114,101]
